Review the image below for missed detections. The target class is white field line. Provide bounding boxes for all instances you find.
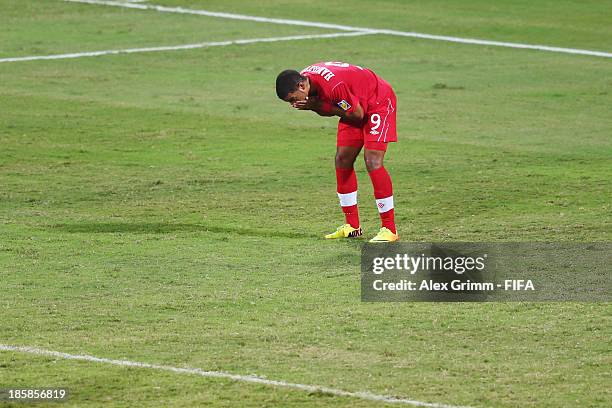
[0,344,475,408]
[63,0,379,33]
[0,32,373,63]
[63,0,612,58]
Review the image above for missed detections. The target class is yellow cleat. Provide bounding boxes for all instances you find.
[325,224,363,239]
[369,227,400,243]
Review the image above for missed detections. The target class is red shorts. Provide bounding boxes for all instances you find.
[337,89,397,151]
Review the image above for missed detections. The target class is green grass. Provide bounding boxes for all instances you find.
[1,1,611,407]
[158,0,612,50]
[0,0,338,58]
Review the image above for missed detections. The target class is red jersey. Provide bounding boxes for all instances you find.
[300,61,392,115]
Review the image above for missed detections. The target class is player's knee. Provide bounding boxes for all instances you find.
[335,152,355,168]
[364,155,383,172]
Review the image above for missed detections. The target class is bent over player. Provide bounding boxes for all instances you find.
[276,61,399,243]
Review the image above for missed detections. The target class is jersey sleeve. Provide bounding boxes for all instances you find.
[329,82,359,114]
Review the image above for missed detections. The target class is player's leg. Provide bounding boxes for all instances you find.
[335,144,361,227]
[326,122,363,239]
[362,93,399,242]
[364,147,398,242]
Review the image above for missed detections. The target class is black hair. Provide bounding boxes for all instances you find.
[275,70,306,99]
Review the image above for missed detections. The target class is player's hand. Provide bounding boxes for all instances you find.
[291,96,320,111]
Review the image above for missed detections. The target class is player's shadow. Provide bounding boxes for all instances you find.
[52,222,318,239]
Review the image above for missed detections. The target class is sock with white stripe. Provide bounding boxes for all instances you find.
[368,166,396,234]
[335,167,360,229]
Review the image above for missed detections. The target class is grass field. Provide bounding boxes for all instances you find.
[1,0,611,407]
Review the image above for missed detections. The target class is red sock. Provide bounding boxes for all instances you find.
[368,166,396,234]
[336,167,360,228]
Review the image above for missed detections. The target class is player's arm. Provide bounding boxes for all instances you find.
[292,96,365,126]
[313,82,364,125]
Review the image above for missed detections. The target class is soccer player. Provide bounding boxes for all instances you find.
[276,61,399,243]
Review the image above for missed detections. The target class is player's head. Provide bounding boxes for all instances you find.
[276,70,310,103]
